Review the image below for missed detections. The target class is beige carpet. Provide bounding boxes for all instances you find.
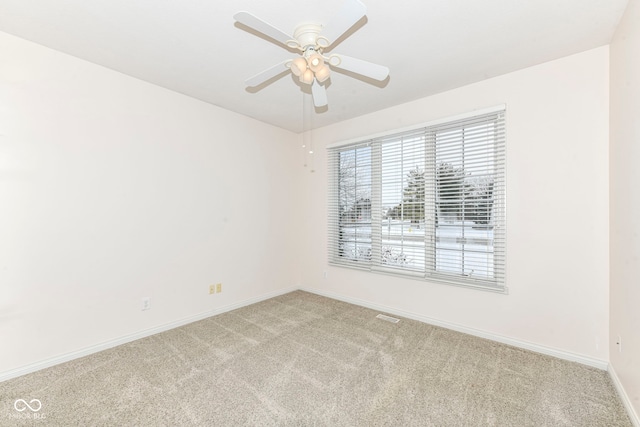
[0,291,632,426]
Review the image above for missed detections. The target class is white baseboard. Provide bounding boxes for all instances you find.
[0,285,614,383]
[0,286,297,383]
[300,286,609,370]
[609,364,640,427]
[4,284,636,424]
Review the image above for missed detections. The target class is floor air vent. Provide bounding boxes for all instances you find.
[376,314,400,323]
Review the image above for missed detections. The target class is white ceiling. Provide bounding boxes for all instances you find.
[0,0,629,133]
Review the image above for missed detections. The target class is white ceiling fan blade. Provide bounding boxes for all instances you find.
[322,0,367,47]
[245,60,290,87]
[311,79,328,107]
[330,54,389,81]
[234,11,293,47]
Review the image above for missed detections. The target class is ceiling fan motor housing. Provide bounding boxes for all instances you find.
[293,23,328,49]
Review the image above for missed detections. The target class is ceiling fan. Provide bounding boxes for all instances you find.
[234,0,390,108]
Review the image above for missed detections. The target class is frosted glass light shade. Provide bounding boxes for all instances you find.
[308,53,324,72]
[290,57,307,77]
[315,64,330,83]
[300,69,314,85]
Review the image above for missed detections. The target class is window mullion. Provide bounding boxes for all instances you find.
[370,141,382,268]
[424,130,436,276]
[461,127,466,276]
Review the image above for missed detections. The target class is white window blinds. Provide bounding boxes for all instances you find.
[328,108,506,291]
[328,143,373,268]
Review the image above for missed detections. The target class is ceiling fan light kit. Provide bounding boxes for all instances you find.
[294,44,332,84]
[234,0,389,108]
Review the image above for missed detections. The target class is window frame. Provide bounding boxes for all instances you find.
[327,106,507,293]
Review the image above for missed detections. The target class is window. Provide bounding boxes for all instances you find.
[328,107,506,291]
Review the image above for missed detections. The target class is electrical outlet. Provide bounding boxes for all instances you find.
[216,283,222,293]
[141,297,151,311]
[209,284,216,295]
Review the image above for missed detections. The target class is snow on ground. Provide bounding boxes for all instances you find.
[340,219,494,277]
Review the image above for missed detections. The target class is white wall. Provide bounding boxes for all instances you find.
[301,47,610,362]
[0,32,300,374]
[610,0,640,419]
[0,25,619,390]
